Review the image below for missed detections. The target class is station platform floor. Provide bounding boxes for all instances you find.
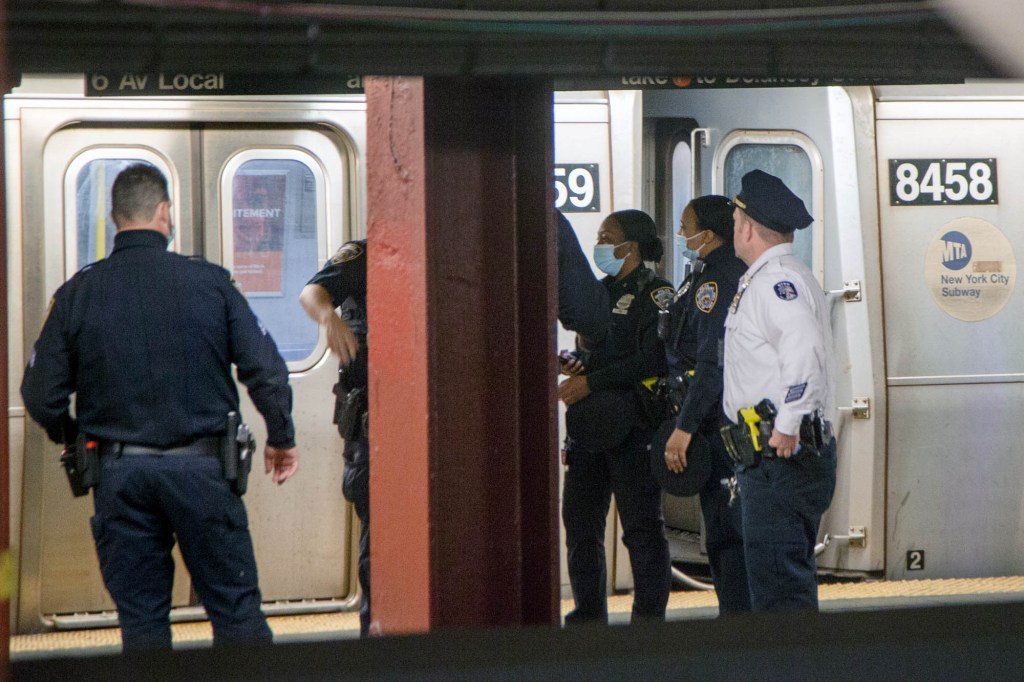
[12,575,1024,660]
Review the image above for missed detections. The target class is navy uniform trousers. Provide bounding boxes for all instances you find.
[562,428,671,624]
[91,452,272,649]
[697,427,752,614]
[343,434,371,637]
[737,438,837,611]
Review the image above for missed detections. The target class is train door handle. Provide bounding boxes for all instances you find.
[690,127,711,198]
[825,279,862,303]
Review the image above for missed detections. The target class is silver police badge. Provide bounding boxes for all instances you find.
[613,294,635,315]
[695,282,718,313]
[773,280,798,300]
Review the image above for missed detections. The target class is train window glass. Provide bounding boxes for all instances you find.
[66,153,177,275]
[670,140,693,285]
[714,132,825,282]
[228,158,320,363]
[724,144,813,267]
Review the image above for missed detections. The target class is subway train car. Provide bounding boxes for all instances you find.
[6,75,1024,634]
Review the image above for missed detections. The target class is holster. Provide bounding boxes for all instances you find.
[720,419,767,469]
[61,433,100,497]
[636,377,678,430]
[336,386,368,441]
[222,411,256,495]
[796,413,834,459]
[333,363,369,441]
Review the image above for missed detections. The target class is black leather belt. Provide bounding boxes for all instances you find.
[100,436,221,457]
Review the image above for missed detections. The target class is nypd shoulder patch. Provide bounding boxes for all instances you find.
[331,242,365,264]
[650,286,674,311]
[774,281,798,301]
[695,282,719,313]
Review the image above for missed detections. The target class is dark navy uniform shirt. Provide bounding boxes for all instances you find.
[306,240,368,389]
[21,229,296,448]
[584,266,671,393]
[664,245,747,434]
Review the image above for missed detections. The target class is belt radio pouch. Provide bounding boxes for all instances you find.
[61,433,100,497]
[336,386,368,441]
[222,411,256,495]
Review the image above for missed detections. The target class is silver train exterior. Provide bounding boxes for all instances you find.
[5,76,1023,634]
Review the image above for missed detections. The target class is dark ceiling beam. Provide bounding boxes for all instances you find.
[6,1,1003,81]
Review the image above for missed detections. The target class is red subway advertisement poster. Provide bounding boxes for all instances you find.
[233,173,286,294]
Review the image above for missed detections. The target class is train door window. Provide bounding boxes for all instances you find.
[669,141,693,285]
[64,151,177,275]
[221,154,322,365]
[714,132,825,282]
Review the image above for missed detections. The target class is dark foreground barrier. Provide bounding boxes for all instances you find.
[13,601,1024,681]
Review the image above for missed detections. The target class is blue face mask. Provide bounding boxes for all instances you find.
[593,242,628,277]
[678,229,709,262]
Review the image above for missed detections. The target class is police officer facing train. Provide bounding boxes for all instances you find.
[661,196,751,614]
[723,169,837,611]
[559,209,673,624]
[21,163,300,650]
[299,240,372,637]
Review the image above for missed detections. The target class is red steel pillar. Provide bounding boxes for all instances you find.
[365,76,559,633]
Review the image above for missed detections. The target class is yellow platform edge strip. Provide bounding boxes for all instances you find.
[12,576,1024,654]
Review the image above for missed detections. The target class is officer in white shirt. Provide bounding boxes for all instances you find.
[722,169,837,612]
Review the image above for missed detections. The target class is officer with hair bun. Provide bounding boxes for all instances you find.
[558,209,673,625]
[724,169,837,612]
[659,195,751,614]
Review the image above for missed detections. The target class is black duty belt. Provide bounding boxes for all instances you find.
[100,436,221,457]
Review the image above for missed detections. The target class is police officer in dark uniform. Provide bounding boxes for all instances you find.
[21,163,299,650]
[299,240,371,636]
[558,209,673,624]
[660,195,751,614]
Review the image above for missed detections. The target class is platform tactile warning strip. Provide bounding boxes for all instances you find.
[12,576,1024,657]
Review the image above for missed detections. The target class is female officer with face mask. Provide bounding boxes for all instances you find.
[558,209,673,625]
[661,195,751,615]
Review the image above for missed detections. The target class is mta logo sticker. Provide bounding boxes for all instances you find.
[940,231,971,271]
[695,282,718,312]
[774,281,798,300]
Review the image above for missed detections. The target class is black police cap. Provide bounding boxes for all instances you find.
[648,420,713,497]
[730,169,813,234]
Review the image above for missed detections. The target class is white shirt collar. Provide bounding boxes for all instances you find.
[744,242,793,279]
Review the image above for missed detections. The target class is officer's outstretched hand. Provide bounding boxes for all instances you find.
[326,315,360,367]
[265,445,300,484]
